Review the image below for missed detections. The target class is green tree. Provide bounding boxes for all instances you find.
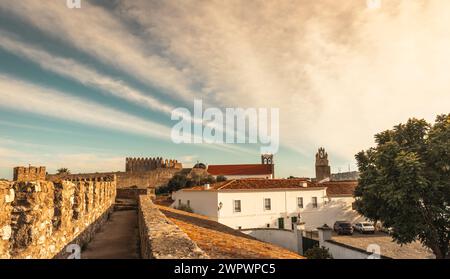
[167,173,188,192]
[216,175,227,182]
[57,168,70,175]
[305,246,333,259]
[354,114,450,259]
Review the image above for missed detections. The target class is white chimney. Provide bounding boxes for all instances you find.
[204,183,210,190]
[302,182,308,188]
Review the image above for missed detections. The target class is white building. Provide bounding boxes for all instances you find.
[172,179,364,231]
[172,179,330,231]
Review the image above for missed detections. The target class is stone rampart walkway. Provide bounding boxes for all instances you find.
[81,200,140,259]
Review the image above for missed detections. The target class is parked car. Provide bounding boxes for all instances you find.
[380,226,394,235]
[353,222,375,234]
[333,221,353,235]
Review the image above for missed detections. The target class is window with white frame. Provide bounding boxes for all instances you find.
[297,197,304,208]
[264,198,271,210]
[312,197,318,208]
[233,200,241,213]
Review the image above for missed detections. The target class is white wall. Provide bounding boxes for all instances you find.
[321,241,371,259]
[241,229,300,253]
[301,196,365,230]
[217,189,327,230]
[172,189,364,233]
[171,190,219,220]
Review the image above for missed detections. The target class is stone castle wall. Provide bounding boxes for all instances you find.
[13,166,46,182]
[0,176,116,259]
[48,168,183,189]
[125,157,182,173]
[138,194,208,259]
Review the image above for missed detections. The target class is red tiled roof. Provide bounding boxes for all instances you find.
[185,179,324,191]
[207,164,273,176]
[320,180,358,196]
[156,205,304,259]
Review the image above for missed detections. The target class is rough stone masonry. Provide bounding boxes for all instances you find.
[0,174,116,259]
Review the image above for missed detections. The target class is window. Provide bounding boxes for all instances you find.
[266,224,270,228]
[297,197,304,208]
[178,199,181,207]
[312,197,318,208]
[233,200,241,213]
[264,198,271,210]
[187,200,190,207]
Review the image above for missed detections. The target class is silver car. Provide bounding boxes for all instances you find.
[353,222,375,234]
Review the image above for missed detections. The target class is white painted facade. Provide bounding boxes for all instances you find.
[172,187,329,230]
[301,196,365,229]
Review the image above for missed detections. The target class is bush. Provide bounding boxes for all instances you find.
[200,175,216,185]
[216,175,227,182]
[167,173,188,192]
[176,204,193,213]
[305,246,333,259]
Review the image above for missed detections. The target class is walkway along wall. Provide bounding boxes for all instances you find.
[0,176,116,259]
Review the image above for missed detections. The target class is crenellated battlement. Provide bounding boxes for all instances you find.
[0,176,117,259]
[125,157,182,173]
[13,166,46,182]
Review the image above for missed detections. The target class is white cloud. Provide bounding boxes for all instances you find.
[0,0,197,102]
[0,75,171,140]
[1,0,449,169]
[0,30,175,115]
[116,0,450,161]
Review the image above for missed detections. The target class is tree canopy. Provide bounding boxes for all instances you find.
[354,114,450,259]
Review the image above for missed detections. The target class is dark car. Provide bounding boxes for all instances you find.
[333,221,354,235]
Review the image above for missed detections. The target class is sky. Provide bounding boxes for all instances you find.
[0,0,449,180]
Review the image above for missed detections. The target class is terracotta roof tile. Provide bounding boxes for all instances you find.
[321,180,358,196]
[156,205,303,259]
[207,164,273,176]
[185,179,324,191]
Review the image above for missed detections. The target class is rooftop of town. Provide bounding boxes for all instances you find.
[155,204,304,259]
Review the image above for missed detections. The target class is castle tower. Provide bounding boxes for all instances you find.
[315,147,331,182]
[261,154,274,178]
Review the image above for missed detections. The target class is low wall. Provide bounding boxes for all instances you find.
[322,240,389,259]
[138,195,208,259]
[316,227,390,259]
[0,176,116,259]
[117,187,150,201]
[241,228,301,254]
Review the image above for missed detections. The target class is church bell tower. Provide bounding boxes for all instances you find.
[315,147,331,182]
[261,154,275,178]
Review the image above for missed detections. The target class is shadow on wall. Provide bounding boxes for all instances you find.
[300,198,365,230]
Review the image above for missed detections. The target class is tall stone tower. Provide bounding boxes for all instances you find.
[261,154,275,178]
[315,147,331,182]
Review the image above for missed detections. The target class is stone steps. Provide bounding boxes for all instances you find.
[114,198,137,211]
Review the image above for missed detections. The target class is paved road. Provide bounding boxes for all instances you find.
[81,209,140,259]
